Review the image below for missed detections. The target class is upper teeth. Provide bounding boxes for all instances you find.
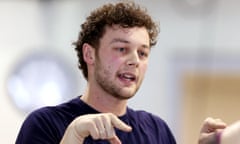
[123,74,133,78]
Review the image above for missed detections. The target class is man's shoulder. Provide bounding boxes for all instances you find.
[25,97,81,123]
[127,108,166,125]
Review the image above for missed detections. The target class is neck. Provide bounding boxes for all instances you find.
[81,85,128,116]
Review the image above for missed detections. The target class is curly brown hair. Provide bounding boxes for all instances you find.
[73,1,159,80]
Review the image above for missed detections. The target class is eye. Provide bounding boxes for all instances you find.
[138,50,148,58]
[118,47,126,52]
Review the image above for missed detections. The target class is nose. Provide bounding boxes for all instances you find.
[126,51,140,68]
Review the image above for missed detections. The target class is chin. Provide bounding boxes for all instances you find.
[114,95,134,100]
[114,91,136,100]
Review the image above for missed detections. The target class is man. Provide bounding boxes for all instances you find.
[16,1,176,144]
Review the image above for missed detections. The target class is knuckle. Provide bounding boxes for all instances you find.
[105,112,113,117]
[204,117,213,123]
[91,133,99,140]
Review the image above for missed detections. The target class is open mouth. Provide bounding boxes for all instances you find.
[118,73,136,82]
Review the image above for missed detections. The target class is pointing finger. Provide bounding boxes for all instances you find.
[109,114,132,132]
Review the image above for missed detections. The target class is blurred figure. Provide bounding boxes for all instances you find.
[199,117,240,144]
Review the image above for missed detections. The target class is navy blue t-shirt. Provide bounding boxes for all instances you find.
[16,96,176,144]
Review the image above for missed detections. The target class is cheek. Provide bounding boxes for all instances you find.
[108,56,123,67]
[140,63,148,74]
[101,58,120,75]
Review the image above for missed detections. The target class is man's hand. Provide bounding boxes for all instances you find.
[199,117,226,144]
[60,113,132,144]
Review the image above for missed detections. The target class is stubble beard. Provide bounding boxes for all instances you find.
[95,61,140,100]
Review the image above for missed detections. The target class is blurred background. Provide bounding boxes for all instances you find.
[1,0,240,143]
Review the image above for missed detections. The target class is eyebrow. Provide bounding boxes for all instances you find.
[110,38,129,44]
[110,38,150,49]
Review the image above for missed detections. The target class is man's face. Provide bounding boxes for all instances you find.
[94,25,150,100]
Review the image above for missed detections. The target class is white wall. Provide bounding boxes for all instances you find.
[1,0,240,143]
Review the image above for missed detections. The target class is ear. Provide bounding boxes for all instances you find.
[82,43,95,65]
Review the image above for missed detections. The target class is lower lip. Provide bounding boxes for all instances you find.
[118,77,136,86]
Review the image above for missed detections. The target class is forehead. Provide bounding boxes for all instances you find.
[100,25,150,47]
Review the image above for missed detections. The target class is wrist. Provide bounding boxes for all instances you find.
[215,131,222,144]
